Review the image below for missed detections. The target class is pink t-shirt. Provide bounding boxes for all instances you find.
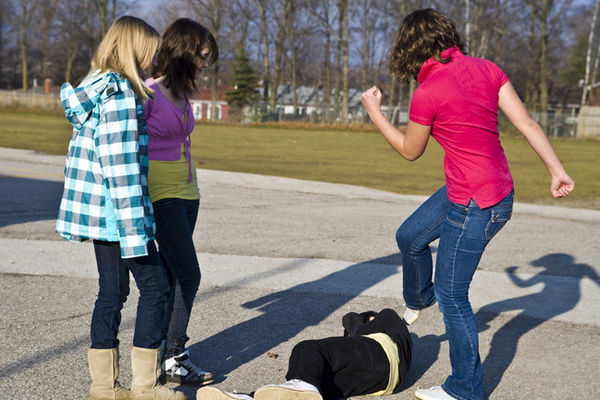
[409,46,513,208]
[144,79,195,182]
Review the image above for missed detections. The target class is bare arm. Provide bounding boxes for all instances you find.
[361,86,431,161]
[498,82,575,198]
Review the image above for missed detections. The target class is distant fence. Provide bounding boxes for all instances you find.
[0,90,62,113]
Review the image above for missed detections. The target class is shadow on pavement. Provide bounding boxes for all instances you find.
[476,253,600,397]
[0,175,63,228]
[188,253,437,388]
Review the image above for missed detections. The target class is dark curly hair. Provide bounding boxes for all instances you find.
[152,18,219,100]
[387,8,467,83]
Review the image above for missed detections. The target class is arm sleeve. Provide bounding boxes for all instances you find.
[408,87,436,126]
[95,88,149,258]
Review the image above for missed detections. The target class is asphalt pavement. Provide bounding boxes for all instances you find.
[0,147,599,400]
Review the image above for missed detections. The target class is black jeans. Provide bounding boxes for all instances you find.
[286,336,390,400]
[153,198,201,358]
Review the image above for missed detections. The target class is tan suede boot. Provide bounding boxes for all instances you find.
[130,346,187,400]
[88,348,130,400]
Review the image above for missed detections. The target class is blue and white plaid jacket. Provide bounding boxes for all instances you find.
[56,72,155,259]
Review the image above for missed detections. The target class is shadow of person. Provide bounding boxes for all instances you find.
[188,253,406,382]
[398,333,445,391]
[0,175,63,228]
[475,253,600,398]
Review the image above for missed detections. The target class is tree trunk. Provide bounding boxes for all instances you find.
[387,77,396,120]
[342,0,348,122]
[494,0,505,64]
[290,0,297,116]
[255,0,270,102]
[539,0,552,132]
[525,2,538,110]
[324,29,331,122]
[582,0,600,105]
[333,0,343,122]
[269,0,292,109]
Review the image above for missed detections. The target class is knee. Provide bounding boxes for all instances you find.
[396,224,416,254]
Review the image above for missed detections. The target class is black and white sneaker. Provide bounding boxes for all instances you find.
[160,350,214,387]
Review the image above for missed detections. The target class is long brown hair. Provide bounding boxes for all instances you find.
[91,16,161,103]
[388,8,467,83]
[152,18,219,100]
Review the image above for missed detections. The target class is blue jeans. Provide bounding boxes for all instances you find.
[396,186,513,400]
[91,240,170,349]
[153,198,201,358]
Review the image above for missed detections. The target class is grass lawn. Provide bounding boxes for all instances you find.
[1,109,598,209]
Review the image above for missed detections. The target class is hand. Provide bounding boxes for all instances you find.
[360,86,383,113]
[550,172,575,198]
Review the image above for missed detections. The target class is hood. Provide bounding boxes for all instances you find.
[60,71,121,130]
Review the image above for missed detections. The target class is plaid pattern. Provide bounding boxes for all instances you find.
[56,72,155,259]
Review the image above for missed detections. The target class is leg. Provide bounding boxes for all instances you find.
[396,186,451,310]
[153,198,212,387]
[91,240,131,349]
[435,194,513,400]
[153,198,201,356]
[285,337,389,399]
[123,240,170,349]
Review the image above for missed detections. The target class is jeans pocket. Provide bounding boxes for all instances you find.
[485,207,512,239]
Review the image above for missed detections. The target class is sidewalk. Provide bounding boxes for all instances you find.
[0,147,599,399]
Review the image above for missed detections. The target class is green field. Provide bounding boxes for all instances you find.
[1,109,598,209]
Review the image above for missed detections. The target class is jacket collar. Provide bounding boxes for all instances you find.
[417,45,465,84]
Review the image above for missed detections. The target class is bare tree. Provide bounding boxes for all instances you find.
[40,0,59,81]
[341,0,348,122]
[268,0,292,109]
[582,0,600,105]
[189,0,223,121]
[14,0,39,91]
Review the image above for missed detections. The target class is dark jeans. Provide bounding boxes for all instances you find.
[91,240,169,349]
[286,336,390,400]
[153,198,201,358]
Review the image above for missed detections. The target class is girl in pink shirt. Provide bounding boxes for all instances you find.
[361,8,574,400]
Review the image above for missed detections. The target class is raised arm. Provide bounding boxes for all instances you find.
[361,86,431,161]
[498,82,575,198]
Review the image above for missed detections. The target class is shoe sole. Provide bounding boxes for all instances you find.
[197,387,246,400]
[254,386,322,400]
[160,374,215,387]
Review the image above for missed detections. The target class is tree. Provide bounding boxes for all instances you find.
[226,45,260,121]
[582,0,600,105]
[15,0,39,91]
[269,0,293,109]
[189,0,223,122]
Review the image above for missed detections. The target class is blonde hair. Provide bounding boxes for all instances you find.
[91,16,161,103]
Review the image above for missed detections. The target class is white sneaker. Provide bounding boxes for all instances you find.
[254,380,322,400]
[196,386,253,400]
[403,304,422,325]
[414,386,455,399]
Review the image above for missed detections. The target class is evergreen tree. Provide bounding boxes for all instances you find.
[226,45,260,122]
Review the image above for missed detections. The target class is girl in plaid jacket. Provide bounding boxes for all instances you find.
[57,16,186,400]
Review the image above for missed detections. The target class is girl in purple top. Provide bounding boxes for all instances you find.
[361,8,574,400]
[144,18,219,388]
